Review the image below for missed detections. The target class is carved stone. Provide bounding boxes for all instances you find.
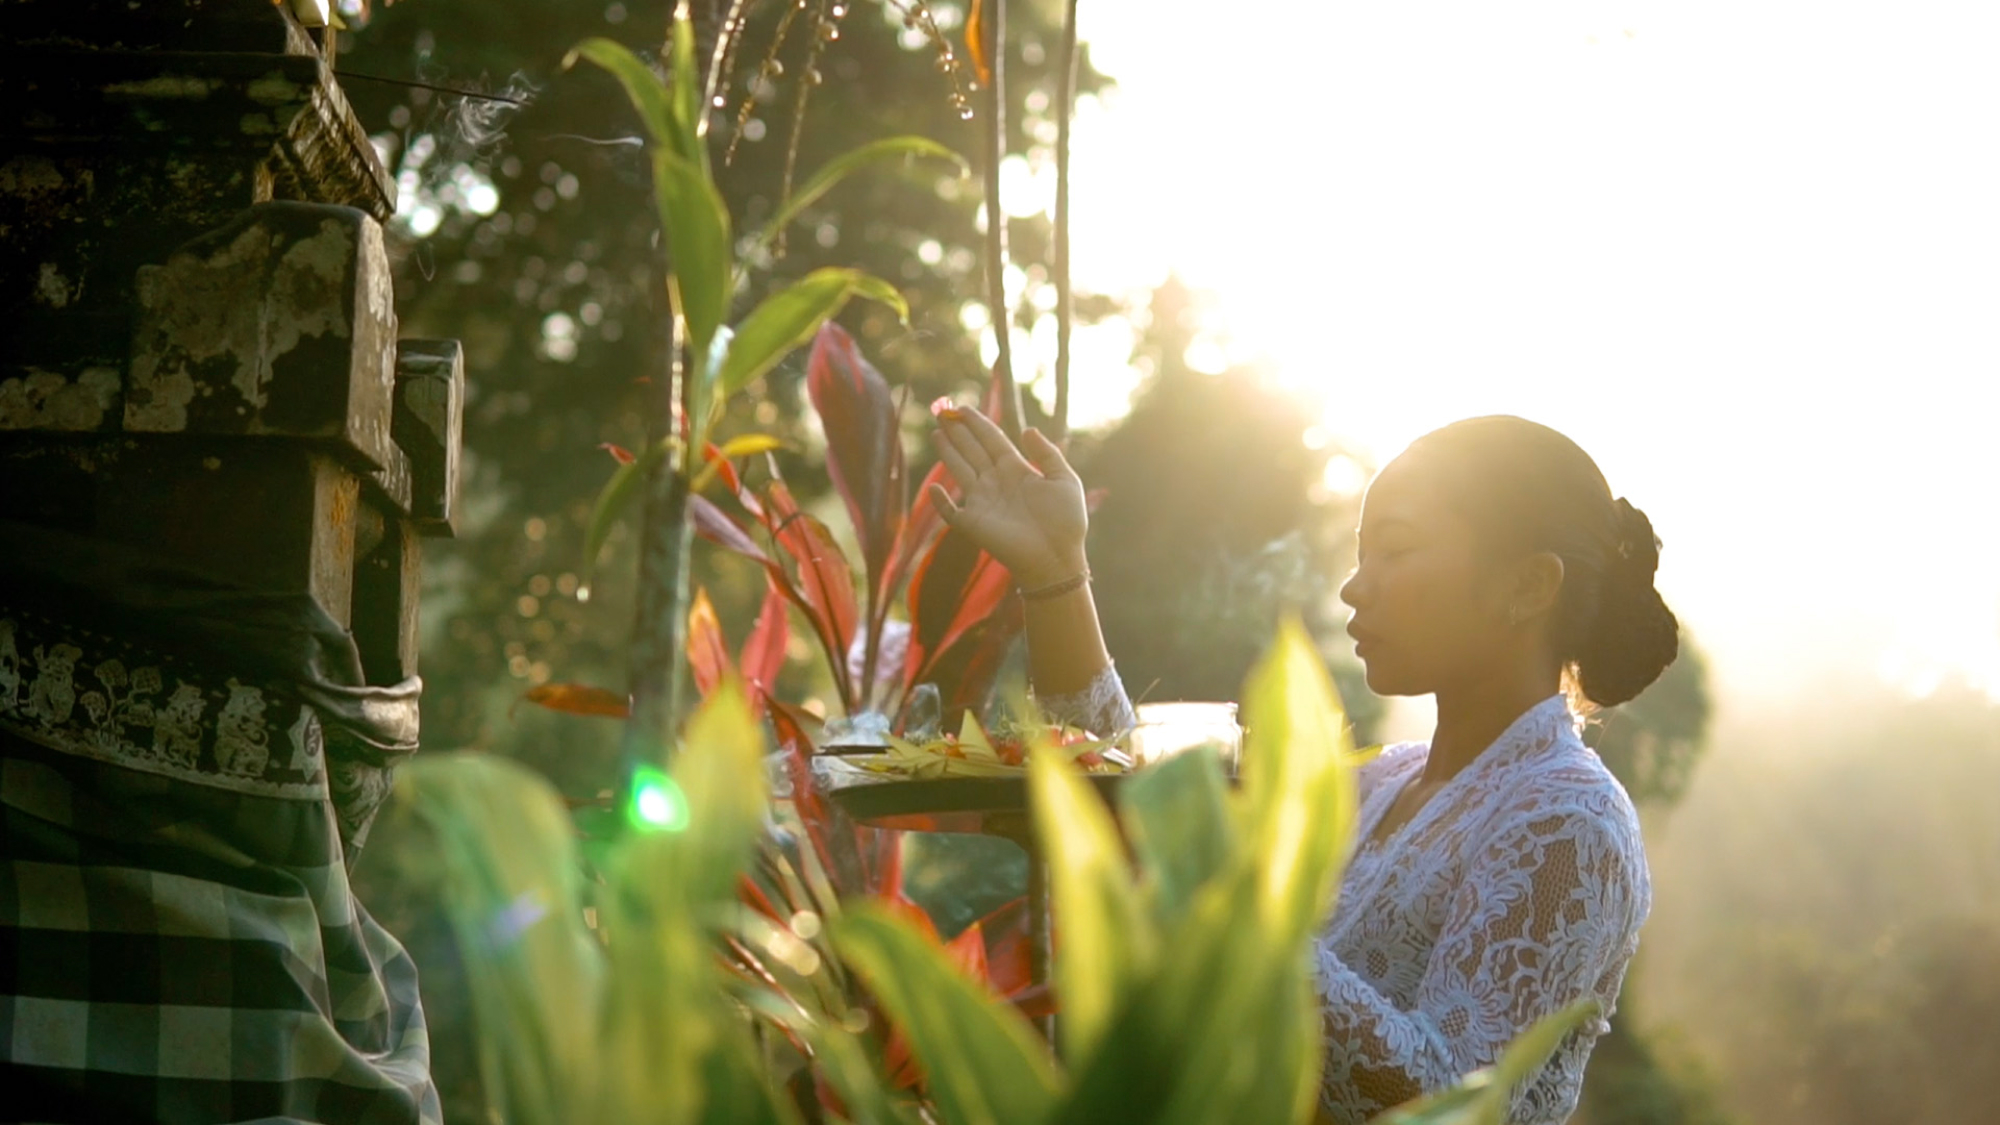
[126,202,401,478]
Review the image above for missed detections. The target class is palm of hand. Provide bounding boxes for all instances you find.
[954,466,1085,581]
[930,411,1088,587]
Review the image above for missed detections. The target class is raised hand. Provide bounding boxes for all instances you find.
[929,407,1089,589]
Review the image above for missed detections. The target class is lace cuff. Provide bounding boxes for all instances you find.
[1033,663,1137,736]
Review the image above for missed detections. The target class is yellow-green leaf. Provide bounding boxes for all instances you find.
[1028,740,1156,1069]
[750,136,968,254]
[834,906,1059,1125]
[1239,616,1359,936]
[581,436,677,589]
[565,38,672,149]
[655,148,732,367]
[715,268,908,401]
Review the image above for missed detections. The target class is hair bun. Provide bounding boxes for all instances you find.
[1576,498,1678,707]
[1612,498,1661,580]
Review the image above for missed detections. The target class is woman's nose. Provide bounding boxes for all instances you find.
[1338,566,1366,610]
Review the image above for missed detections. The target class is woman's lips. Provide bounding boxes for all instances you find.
[1347,623,1378,655]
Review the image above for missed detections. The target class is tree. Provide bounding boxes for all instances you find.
[1072,276,1384,741]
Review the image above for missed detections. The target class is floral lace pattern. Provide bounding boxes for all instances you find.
[1032,662,1137,736]
[1315,696,1648,1123]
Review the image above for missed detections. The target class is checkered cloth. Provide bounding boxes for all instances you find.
[0,603,440,1124]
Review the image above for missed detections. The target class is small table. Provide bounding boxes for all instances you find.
[825,771,1131,1042]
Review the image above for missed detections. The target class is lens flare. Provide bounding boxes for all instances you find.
[628,766,690,832]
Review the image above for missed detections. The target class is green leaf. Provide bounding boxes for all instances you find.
[750,136,968,253]
[834,906,1059,1125]
[1027,743,1156,1069]
[664,1,707,170]
[581,436,676,591]
[1238,616,1359,938]
[716,269,908,402]
[655,147,732,367]
[1119,746,1235,927]
[565,38,672,149]
[388,754,605,1125]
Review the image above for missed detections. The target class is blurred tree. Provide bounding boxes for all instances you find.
[1588,637,1714,808]
[1071,276,1385,742]
[1577,633,1728,1125]
[334,0,1107,792]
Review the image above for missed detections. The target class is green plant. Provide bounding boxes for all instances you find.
[388,621,1597,1124]
[555,4,964,747]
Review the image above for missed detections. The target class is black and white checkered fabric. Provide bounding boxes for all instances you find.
[0,604,439,1124]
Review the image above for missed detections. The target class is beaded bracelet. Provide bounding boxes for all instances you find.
[1018,569,1091,602]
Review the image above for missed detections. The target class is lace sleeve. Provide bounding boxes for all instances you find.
[1314,799,1645,1122]
[1032,663,1137,736]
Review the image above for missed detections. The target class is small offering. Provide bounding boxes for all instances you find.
[842,712,1132,779]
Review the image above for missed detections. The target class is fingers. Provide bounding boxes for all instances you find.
[1021,428,1080,483]
[936,413,998,480]
[931,429,982,493]
[952,406,1035,476]
[926,481,962,526]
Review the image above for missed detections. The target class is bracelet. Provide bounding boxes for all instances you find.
[1018,569,1091,602]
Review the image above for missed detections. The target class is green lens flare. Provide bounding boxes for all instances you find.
[627,766,690,831]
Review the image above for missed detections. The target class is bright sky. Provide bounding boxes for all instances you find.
[1041,0,2000,707]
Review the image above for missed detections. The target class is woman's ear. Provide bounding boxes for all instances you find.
[1508,552,1566,625]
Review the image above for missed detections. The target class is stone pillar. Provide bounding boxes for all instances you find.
[0,0,460,693]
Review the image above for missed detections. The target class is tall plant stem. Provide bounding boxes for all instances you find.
[1051,0,1080,443]
[980,0,1024,439]
[624,299,694,766]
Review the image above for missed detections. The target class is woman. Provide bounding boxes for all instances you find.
[928,409,1669,1123]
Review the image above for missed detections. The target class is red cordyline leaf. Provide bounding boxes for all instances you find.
[687,587,733,698]
[738,579,790,709]
[764,479,860,708]
[737,873,782,923]
[972,897,1035,998]
[700,441,761,512]
[512,683,631,719]
[598,442,636,465]
[770,701,890,900]
[690,494,770,563]
[920,600,1025,725]
[879,460,956,609]
[903,527,1013,694]
[807,324,906,606]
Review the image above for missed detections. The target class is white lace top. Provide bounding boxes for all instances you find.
[1038,670,1650,1124]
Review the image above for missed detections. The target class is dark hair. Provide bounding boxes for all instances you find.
[1405,415,1679,707]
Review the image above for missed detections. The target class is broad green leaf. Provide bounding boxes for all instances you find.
[593,680,772,1123]
[659,677,772,903]
[654,147,732,368]
[715,269,909,403]
[1027,742,1156,1069]
[1118,746,1234,927]
[389,755,605,1125]
[663,1,707,170]
[565,38,671,149]
[690,323,736,443]
[729,975,924,1125]
[750,136,968,253]
[1369,1000,1604,1125]
[581,436,676,589]
[1239,617,1358,937]
[834,906,1059,1125]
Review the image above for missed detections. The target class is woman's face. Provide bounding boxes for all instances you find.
[1338,453,1514,698]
